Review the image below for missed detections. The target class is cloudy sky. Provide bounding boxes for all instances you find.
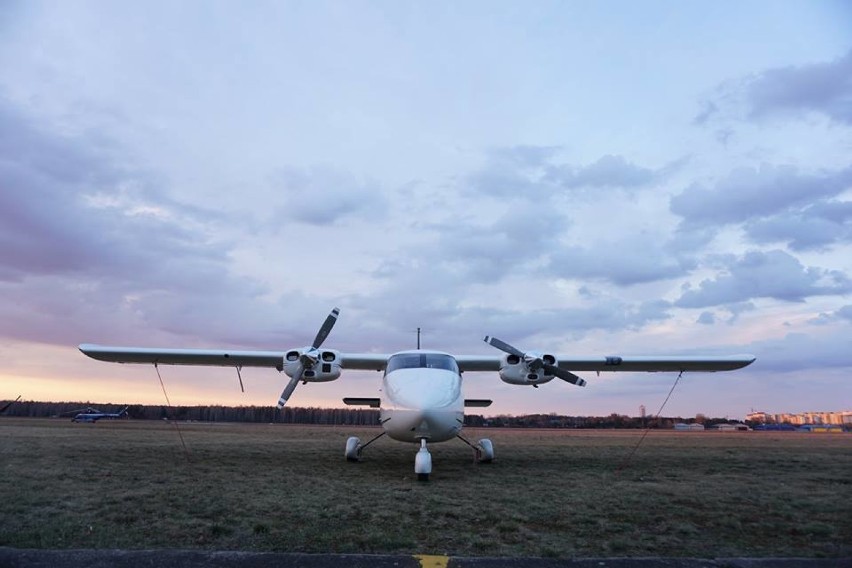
[1,1,851,419]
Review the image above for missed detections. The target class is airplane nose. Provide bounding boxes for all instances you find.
[391,407,460,441]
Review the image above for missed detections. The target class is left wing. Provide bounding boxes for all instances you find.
[555,354,756,372]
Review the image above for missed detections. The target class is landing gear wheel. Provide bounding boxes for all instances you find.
[414,439,432,481]
[345,436,362,461]
[477,438,494,463]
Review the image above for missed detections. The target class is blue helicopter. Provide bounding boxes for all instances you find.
[69,406,129,423]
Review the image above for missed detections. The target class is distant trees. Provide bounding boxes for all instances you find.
[0,401,380,425]
[0,400,734,429]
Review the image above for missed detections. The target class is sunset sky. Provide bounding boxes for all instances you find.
[1,1,851,419]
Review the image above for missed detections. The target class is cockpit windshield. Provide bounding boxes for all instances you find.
[386,353,459,374]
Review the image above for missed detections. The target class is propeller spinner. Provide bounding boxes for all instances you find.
[483,335,586,387]
[277,308,340,408]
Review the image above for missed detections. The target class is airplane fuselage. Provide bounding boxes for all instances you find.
[71,410,127,423]
[378,351,465,443]
[72,414,103,422]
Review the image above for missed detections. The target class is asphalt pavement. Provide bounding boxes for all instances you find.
[0,548,849,568]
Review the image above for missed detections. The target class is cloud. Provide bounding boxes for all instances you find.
[693,101,719,125]
[696,311,715,325]
[695,49,852,127]
[744,199,852,251]
[670,163,852,228]
[488,145,561,168]
[545,232,694,286]
[0,97,340,348]
[0,100,224,284]
[744,331,852,372]
[545,154,657,190]
[386,201,567,284]
[676,250,852,308]
[809,304,852,326]
[467,148,664,199]
[267,166,387,226]
[349,293,675,353]
[465,145,558,198]
[747,49,852,125]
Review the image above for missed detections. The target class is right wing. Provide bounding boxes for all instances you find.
[78,344,390,371]
[79,344,288,369]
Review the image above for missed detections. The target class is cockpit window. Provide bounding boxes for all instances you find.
[386,353,459,374]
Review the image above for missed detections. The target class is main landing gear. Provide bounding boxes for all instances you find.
[344,434,495,482]
[457,434,495,464]
[344,432,385,461]
[414,437,494,481]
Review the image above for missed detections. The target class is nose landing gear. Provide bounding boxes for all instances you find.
[415,438,432,481]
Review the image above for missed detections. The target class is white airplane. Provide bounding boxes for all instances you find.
[79,308,755,481]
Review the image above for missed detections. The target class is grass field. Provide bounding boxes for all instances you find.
[0,418,849,558]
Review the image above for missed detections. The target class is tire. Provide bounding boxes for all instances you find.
[477,438,494,463]
[344,436,362,461]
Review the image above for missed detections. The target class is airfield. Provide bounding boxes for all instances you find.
[1,418,849,561]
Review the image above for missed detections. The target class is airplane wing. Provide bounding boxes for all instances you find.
[555,354,756,372]
[455,354,755,373]
[79,344,288,369]
[79,344,390,371]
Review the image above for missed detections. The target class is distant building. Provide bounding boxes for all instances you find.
[797,424,845,433]
[746,410,851,426]
[746,411,770,422]
[674,423,704,431]
[710,423,750,431]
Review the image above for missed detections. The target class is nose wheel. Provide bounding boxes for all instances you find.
[415,438,432,481]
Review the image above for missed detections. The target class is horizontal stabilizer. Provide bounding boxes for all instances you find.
[464,399,493,407]
[343,397,381,408]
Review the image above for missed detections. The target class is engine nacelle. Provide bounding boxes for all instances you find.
[498,352,558,386]
[282,348,342,382]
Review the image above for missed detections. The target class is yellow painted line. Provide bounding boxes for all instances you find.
[413,554,449,568]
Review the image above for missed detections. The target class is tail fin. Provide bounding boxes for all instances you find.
[119,406,129,417]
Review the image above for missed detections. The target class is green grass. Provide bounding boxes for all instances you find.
[1,418,849,557]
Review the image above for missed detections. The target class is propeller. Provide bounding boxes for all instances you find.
[483,335,587,387]
[58,406,100,416]
[277,308,340,409]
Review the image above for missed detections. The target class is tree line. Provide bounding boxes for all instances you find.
[0,400,738,428]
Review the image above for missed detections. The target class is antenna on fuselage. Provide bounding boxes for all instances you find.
[416,327,421,350]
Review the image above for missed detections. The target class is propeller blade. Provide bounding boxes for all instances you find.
[277,374,302,409]
[483,335,526,358]
[544,364,587,387]
[484,336,545,369]
[312,307,340,349]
